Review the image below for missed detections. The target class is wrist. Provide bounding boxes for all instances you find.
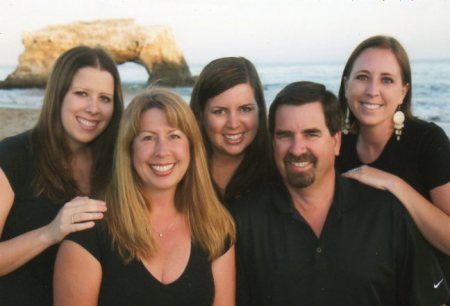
[385,174,402,193]
[39,224,58,246]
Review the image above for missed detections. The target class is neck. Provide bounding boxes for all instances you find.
[286,171,336,238]
[149,199,182,239]
[144,188,176,210]
[210,152,244,194]
[357,124,394,164]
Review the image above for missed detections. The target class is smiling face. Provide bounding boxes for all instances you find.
[132,108,190,195]
[344,47,409,130]
[203,83,259,159]
[61,67,115,151]
[273,103,340,190]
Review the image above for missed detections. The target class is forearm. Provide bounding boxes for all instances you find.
[387,177,450,255]
[0,224,55,275]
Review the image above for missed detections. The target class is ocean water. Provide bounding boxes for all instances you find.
[1,60,449,135]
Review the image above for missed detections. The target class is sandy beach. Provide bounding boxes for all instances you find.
[0,107,40,140]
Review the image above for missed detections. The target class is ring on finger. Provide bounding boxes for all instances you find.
[71,215,76,224]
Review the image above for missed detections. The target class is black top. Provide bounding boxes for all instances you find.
[0,131,59,306]
[336,118,450,198]
[336,118,450,285]
[67,222,228,306]
[231,176,450,306]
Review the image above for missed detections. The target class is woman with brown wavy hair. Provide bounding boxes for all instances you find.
[190,57,273,205]
[336,35,450,295]
[54,88,236,306]
[0,46,123,305]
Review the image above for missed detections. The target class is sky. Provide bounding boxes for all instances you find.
[1,0,450,66]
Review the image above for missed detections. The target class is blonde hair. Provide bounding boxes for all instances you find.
[105,87,235,262]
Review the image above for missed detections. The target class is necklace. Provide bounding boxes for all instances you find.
[154,218,177,238]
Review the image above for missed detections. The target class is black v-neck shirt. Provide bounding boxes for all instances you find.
[67,222,222,306]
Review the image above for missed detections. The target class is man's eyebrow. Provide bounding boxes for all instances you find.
[274,129,291,135]
[303,128,322,134]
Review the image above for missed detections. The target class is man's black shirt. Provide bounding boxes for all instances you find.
[231,175,450,306]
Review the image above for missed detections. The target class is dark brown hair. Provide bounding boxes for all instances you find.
[269,81,342,136]
[32,46,124,204]
[190,57,273,203]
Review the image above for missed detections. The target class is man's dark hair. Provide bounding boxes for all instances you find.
[269,81,342,136]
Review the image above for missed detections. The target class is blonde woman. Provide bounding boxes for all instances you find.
[54,88,236,306]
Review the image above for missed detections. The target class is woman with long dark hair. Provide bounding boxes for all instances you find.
[0,46,123,305]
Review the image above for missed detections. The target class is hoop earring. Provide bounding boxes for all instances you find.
[343,107,350,134]
[393,105,405,141]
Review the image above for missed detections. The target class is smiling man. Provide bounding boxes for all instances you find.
[231,81,450,306]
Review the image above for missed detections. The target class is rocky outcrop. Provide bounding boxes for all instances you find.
[0,19,193,88]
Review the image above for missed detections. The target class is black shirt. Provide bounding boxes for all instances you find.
[336,118,450,287]
[336,118,450,199]
[67,222,227,306]
[0,132,59,306]
[231,176,450,306]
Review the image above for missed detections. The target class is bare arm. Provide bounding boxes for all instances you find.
[212,245,236,306]
[54,240,101,306]
[343,165,450,255]
[0,168,107,275]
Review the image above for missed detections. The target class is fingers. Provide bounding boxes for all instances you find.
[342,166,363,179]
[58,197,107,234]
[65,197,107,212]
[70,212,105,225]
[46,197,107,244]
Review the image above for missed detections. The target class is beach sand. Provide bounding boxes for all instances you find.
[0,107,40,140]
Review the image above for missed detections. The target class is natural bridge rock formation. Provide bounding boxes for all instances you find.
[0,19,194,88]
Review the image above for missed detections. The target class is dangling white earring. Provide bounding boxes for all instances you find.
[343,107,350,134]
[393,106,405,141]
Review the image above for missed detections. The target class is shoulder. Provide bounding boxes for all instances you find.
[0,131,34,190]
[0,130,33,156]
[337,176,408,217]
[230,179,290,230]
[404,118,448,144]
[229,182,277,217]
[65,221,109,262]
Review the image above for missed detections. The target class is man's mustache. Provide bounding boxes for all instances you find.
[284,153,317,164]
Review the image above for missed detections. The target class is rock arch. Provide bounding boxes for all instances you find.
[0,19,194,88]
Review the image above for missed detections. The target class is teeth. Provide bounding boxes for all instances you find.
[224,133,243,140]
[78,117,97,127]
[151,164,175,172]
[291,161,310,167]
[361,103,381,110]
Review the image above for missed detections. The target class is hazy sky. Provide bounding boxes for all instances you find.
[1,0,450,66]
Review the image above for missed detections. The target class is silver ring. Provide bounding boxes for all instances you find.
[71,215,75,224]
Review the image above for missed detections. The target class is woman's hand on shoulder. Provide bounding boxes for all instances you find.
[43,196,107,244]
[342,165,399,191]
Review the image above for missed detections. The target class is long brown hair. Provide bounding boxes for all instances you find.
[105,88,235,262]
[190,57,273,203]
[32,46,123,204]
[338,35,413,131]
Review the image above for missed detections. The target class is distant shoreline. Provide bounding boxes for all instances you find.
[1,106,449,141]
